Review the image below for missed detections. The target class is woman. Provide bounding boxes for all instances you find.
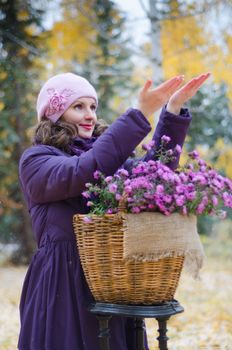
[18,72,210,349]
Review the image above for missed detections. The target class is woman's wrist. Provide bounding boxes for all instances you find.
[166,101,181,116]
[136,103,149,119]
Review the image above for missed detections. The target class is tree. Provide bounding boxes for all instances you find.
[47,0,135,122]
[137,0,232,235]
[186,82,232,234]
[186,83,232,151]
[0,0,46,262]
[139,0,232,84]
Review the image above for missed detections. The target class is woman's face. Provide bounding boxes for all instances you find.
[62,97,97,138]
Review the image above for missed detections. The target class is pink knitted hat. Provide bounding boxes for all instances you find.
[36,73,98,123]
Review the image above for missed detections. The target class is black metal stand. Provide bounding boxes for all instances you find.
[89,300,184,350]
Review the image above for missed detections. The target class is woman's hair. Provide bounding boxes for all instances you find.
[32,117,109,153]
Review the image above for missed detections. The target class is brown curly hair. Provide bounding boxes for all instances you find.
[32,117,109,153]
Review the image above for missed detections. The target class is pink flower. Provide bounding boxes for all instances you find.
[179,173,188,182]
[166,149,173,156]
[105,176,113,183]
[212,179,223,189]
[156,185,164,193]
[175,195,186,206]
[124,185,132,194]
[200,166,207,172]
[161,135,171,143]
[182,206,188,215]
[188,150,200,159]
[157,168,164,177]
[142,140,155,151]
[132,207,141,213]
[202,196,209,205]
[175,144,182,154]
[108,184,117,193]
[161,172,171,181]
[187,163,194,170]
[212,196,218,206]
[83,216,93,223]
[163,195,172,203]
[132,164,146,175]
[196,203,205,214]
[93,170,101,180]
[82,191,90,199]
[117,169,129,177]
[222,192,232,207]
[176,185,185,194]
[186,191,196,200]
[198,159,206,166]
[193,174,207,185]
[144,192,153,199]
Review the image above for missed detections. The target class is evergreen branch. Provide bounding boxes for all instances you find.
[139,0,226,22]
[0,29,40,55]
[138,0,150,17]
[72,2,113,42]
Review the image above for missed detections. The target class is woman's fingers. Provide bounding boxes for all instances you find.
[156,75,184,93]
[166,72,211,114]
[191,72,211,92]
[138,73,210,118]
[181,72,211,95]
[142,79,153,93]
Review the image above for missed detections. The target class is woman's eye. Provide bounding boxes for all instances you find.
[91,105,97,111]
[74,104,82,109]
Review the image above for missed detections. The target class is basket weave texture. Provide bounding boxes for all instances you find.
[73,212,185,305]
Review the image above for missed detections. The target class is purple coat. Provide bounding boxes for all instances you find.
[18,107,191,350]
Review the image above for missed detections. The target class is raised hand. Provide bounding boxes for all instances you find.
[138,75,185,118]
[166,72,211,115]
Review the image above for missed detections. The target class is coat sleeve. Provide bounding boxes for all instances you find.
[123,106,192,172]
[19,108,151,204]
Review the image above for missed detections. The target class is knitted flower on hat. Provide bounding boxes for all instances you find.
[45,89,75,117]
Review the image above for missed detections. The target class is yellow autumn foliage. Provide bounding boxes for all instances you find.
[160,0,232,106]
[161,8,207,78]
[0,102,5,111]
[213,139,232,178]
[47,1,96,72]
[16,10,29,21]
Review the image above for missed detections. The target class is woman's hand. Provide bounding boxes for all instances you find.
[138,75,185,118]
[166,72,211,115]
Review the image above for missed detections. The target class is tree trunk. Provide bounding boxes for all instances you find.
[12,78,35,264]
[148,0,163,84]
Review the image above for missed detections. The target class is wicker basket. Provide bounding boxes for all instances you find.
[73,211,186,305]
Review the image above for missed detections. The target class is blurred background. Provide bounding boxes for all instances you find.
[0,0,232,349]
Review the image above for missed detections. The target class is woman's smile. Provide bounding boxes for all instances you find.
[62,97,97,138]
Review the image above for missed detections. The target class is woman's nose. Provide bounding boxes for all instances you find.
[85,108,95,119]
[84,114,94,120]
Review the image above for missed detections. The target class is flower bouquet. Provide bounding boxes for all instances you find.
[73,136,232,304]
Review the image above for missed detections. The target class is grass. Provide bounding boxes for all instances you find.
[0,220,231,350]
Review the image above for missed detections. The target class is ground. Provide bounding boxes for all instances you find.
[0,225,231,350]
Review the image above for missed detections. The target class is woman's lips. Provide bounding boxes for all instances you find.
[79,124,92,130]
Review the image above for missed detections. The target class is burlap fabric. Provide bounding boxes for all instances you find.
[122,212,205,278]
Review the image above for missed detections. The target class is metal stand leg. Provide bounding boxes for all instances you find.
[156,317,170,350]
[135,318,146,350]
[96,315,112,350]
